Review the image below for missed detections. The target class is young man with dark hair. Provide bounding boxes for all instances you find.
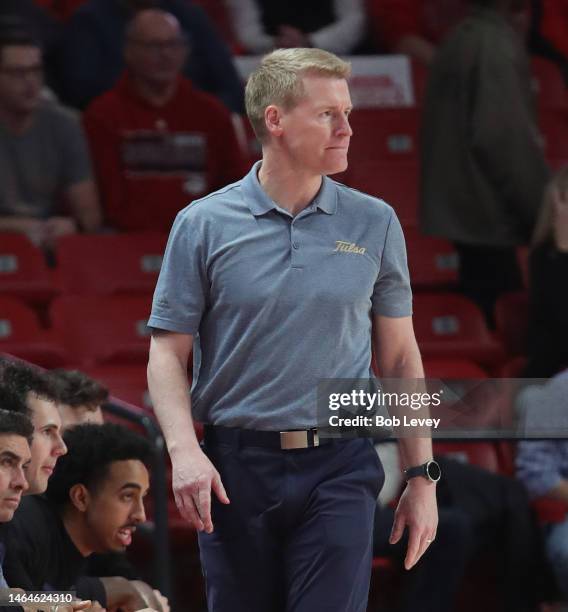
[51,370,106,429]
[3,423,166,610]
[0,360,67,495]
[0,407,32,600]
[0,409,32,524]
[0,27,101,248]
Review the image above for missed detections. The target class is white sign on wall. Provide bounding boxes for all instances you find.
[235,55,415,109]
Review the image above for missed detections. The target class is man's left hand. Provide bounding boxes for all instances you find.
[389,478,438,570]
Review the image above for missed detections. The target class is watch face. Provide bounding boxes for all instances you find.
[426,461,441,482]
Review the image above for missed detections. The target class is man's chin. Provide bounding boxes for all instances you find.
[0,509,15,522]
[326,159,349,176]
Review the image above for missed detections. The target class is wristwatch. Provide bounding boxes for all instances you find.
[404,460,441,483]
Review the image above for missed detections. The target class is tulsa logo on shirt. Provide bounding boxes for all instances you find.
[334,240,367,254]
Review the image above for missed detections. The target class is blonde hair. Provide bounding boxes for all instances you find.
[532,165,568,247]
[245,48,351,142]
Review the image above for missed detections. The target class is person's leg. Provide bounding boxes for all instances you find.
[284,439,384,612]
[197,442,287,612]
[454,243,523,327]
[545,518,568,601]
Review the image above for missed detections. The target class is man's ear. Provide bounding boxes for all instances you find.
[69,483,90,513]
[264,105,284,138]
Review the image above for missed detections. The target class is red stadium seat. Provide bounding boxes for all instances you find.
[54,233,167,296]
[423,358,488,379]
[50,295,153,367]
[82,364,154,410]
[413,293,505,368]
[532,57,568,110]
[532,497,568,525]
[344,160,419,226]
[433,441,500,473]
[349,108,419,162]
[410,57,429,106]
[404,227,459,288]
[494,291,529,357]
[0,234,56,303]
[539,110,568,162]
[0,297,67,367]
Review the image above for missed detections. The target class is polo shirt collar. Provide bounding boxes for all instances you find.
[242,161,338,217]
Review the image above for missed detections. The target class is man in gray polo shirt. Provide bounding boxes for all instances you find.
[147,48,438,612]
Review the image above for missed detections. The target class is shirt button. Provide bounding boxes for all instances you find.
[293,242,299,250]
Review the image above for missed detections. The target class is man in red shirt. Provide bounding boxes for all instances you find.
[83,8,248,232]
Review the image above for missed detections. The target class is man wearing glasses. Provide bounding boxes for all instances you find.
[83,9,248,233]
[0,29,102,249]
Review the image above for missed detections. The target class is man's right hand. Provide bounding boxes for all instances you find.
[171,447,230,533]
[100,576,148,612]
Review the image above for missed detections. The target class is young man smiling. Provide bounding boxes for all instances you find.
[2,423,154,608]
[148,48,438,611]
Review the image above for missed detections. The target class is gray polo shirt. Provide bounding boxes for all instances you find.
[148,161,412,429]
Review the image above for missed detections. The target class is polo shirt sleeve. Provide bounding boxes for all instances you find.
[148,210,208,335]
[371,208,412,317]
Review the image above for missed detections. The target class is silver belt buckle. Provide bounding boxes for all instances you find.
[279,429,319,450]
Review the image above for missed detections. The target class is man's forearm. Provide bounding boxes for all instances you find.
[379,342,433,469]
[66,180,103,232]
[147,343,200,458]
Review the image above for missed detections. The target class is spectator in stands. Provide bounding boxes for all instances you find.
[525,166,568,377]
[225,0,365,54]
[419,0,549,326]
[3,422,167,611]
[376,439,549,611]
[56,0,244,113]
[52,370,106,430]
[0,360,67,495]
[367,0,468,64]
[516,371,568,605]
[83,8,248,232]
[0,29,102,249]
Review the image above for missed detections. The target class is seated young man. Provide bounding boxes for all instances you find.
[0,406,32,565]
[3,423,166,611]
[0,359,67,496]
[0,402,31,612]
[52,369,168,603]
[51,369,106,430]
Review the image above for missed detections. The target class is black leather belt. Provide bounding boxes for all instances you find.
[204,425,332,450]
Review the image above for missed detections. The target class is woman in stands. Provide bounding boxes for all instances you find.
[525,166,568,377]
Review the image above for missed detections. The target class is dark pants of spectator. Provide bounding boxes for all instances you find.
[198,434,384,612]
[436,456,552,612]
[372,505,472,612]
[454,243,523,328]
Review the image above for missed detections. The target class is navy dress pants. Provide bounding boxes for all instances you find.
[198,436,384,612]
